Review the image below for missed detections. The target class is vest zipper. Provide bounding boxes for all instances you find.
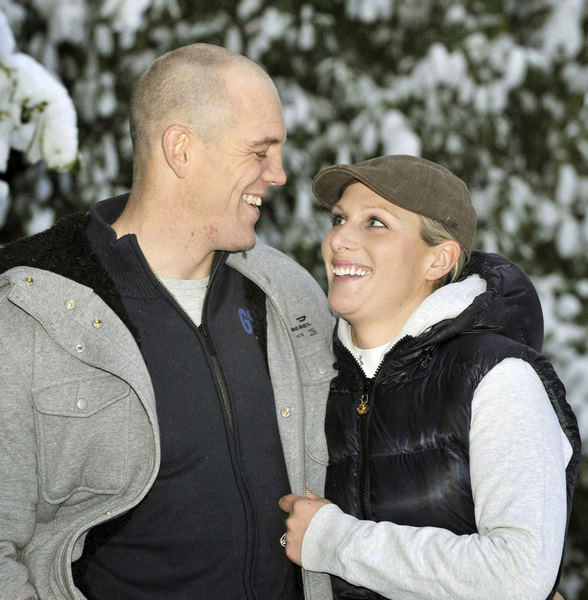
[337,341,377,521]
[353,352,385,522]
[358,380,373,519]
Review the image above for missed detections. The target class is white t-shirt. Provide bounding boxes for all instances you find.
[158,274,209,327]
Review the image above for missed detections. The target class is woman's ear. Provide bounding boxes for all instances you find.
[425,240,461,283]
[161,124,193,178]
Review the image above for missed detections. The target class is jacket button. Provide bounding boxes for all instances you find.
[24,276,34,285]
[92,318,103,328]
[65,299,76,310]
[76,398,88,410]
[75,343,85,353]
[281,407,291,418]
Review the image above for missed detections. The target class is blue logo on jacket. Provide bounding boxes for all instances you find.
[238,308,253,334]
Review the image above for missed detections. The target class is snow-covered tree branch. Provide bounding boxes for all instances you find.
[0,7,78,225]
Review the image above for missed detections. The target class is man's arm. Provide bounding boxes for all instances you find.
[0,339,39,600]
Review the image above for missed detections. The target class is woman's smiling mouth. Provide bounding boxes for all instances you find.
[332,262,372,278]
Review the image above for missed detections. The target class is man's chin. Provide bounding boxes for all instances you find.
[227,235,257,254]
[242,237,257,252]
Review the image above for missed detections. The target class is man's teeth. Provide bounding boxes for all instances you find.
[332,265,371,277]
[243,194,262,206]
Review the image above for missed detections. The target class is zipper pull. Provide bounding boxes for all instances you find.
[357,393,369,415]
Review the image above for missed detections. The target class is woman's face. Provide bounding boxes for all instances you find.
[321,182,437,345]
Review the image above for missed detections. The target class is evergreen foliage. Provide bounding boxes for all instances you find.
[1,0,586,595]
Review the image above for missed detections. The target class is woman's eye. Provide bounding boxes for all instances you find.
[369,217,386,228]
[331,214,345,226]
[255,150,268,159]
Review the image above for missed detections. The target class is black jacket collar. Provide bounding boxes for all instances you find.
[0,197,135,336]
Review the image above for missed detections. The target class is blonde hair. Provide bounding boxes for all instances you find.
[419,216,468,289]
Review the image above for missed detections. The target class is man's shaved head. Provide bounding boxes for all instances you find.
[129,43,275,167]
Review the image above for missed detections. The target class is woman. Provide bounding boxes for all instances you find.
[280,155,580,600]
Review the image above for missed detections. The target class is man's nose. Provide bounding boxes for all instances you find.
[263,154,287,186]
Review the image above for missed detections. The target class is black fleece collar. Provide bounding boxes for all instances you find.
[0,199,135,337]
[86,194,165,299]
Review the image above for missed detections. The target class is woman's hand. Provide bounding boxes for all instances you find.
[278,490,331,565]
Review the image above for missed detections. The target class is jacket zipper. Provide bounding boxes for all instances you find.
[158,251,258,599]
[146,250,235,434]
[136,251,258,599]
[198,252,236,433]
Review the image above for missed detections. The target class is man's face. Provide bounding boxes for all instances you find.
[192,68,287,253]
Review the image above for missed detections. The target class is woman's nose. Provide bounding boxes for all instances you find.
[329,224,355,252]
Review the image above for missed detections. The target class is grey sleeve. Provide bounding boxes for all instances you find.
[0,338,39,600]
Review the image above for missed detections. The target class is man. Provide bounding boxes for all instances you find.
[0,44,334,600]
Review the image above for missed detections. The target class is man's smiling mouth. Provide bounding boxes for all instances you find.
[243,194,262,206]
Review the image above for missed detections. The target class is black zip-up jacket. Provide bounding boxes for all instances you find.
[73,196,301,600]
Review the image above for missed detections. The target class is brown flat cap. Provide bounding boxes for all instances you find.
[312,154,477,256]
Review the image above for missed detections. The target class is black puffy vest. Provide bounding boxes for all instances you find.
[324,252,581,600]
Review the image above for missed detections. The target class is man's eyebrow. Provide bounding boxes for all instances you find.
[249,136,287,148]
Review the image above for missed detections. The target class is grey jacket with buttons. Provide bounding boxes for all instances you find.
[0,224,335,600]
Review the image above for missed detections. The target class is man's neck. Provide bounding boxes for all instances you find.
[112,194,215,280]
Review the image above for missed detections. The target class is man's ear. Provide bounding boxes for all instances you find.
[161,124,193,178]
[425,239,461,283]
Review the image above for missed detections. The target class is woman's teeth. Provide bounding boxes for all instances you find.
[332,265,371,277]
[243,194,262,206]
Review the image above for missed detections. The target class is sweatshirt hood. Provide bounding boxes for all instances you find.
[426,250,544,352]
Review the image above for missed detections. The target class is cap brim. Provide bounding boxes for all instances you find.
[312,165,369,208]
